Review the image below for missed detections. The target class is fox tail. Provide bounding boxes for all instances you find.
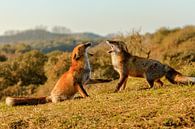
[5,96,51,106]
[165,65,195,85]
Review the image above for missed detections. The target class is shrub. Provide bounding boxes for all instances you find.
[0,54,7,62]
[15,50,48,85]
[0,50,47,93]
[45,51,71,79]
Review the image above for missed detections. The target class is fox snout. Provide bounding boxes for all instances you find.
[106,40,113,53]
[106,40,119,54]
[84,42,92,48]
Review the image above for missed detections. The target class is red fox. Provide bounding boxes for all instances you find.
[106,40,195,92]
[6,42,92,106]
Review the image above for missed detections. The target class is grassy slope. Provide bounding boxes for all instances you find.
[0,79,195,129]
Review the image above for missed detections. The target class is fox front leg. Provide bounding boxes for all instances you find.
[76,83,89,97]
[121,78,128,90]
[114,75,128,92]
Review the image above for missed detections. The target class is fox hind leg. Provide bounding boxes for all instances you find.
[146,79,163,88]
[156,79,163,86]
[146,79,154,88]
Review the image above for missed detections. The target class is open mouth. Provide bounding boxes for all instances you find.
[84,42,92,47]
[107,49,113,54]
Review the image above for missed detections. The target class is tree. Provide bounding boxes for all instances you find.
[35,25,48,31]
[4,30,20,36]
[52,26,71,34]
[15,43,32,54]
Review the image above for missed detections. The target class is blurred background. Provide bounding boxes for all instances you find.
[0,0,194,100]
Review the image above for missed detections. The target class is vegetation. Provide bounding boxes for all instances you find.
[147,26,195,66]
[0,76,195,128]
[0,54,7,62]
[0,28,103,54]
[0,25,195,128]
[0,50,47,99]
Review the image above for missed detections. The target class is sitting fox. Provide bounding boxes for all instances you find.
[6,42,112,106]
[106,40,195,92]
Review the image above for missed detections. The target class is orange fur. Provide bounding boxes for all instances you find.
[6,42,91,106]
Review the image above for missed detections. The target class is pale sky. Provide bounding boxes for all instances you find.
[0,0,194,36]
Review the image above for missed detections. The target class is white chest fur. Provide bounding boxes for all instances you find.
[111,52,120,72]
[84,49,91,78]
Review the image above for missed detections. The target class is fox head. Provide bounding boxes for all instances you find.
[72,42,92,61]
[106,40,128,54]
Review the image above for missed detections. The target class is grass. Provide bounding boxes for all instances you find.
[0,79,195,129]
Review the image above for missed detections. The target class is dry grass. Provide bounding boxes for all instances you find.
[0,25,195,128]
[0,78,195,129]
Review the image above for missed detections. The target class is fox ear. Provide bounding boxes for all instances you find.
[124,45,128,52]
[73,52,80,60]
[106,40,110,44]
[120,42,128,52]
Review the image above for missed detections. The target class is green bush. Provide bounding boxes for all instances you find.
[45,51,71,79]
[15,50,48,85]
[0,50,47,91]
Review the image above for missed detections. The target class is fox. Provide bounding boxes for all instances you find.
[6,42,93,106]
[106,40,195,92]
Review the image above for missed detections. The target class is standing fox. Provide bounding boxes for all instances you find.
[106,40,195,92]
[6,42,92,106]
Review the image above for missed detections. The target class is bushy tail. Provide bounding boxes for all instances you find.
[165,65,195,85]
[6,96,51,106]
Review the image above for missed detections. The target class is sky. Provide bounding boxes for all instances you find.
[0,0,194,36]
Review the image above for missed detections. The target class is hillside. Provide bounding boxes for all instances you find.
[0,79,195,128]
[0,26,195,128]
[0,29,103,44]
[0,26,195,100]
[147,26,195,64]
[0,29,104,53]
